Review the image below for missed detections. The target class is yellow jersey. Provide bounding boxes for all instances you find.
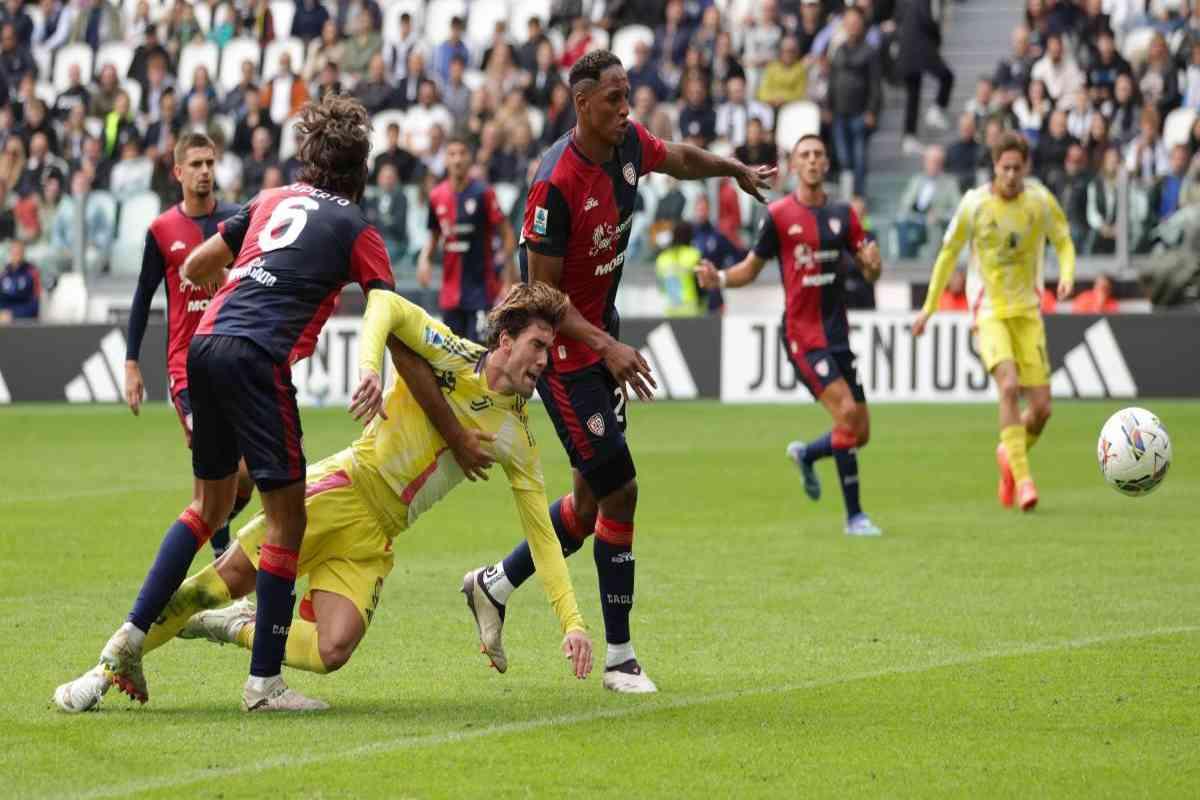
[923,180,1075,321]
[353,290,584,635]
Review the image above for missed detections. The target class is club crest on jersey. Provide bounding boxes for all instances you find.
[533,206,548,235]
[622,163,636,185]
[828,217,842,235]
[464,198,477,215]
[587,413,606,436]
[787,224,803,237]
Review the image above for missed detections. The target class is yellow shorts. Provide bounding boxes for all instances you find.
[237,455,394,627]
[975,313,1050,387]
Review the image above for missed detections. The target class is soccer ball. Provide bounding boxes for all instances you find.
[1097,407,1172,497]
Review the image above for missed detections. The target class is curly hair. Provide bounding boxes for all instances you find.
[484,282,569,350]
[295,94,372,201]
[568,49,623,89]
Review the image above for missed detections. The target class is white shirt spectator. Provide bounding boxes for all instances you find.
[1030,54,1085,103]
[109,157,153,201]
[1125,135,1170,181]
[404,102,453,156]
[215,151,243,197]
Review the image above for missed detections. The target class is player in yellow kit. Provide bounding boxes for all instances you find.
[53,284,593,713]
[913,132,1075,512]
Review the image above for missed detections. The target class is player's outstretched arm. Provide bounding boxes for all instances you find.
[914,197,973,336]
[658,141,777,202]
[528,248,657,400]
[512,486,592,679]
[695,252,767,291]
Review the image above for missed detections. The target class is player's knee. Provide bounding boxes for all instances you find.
[318,636,357,672]
[602,479,638,518]
[1034,401,1052,429]
[571,493,599,533]
[996,376,1020,402]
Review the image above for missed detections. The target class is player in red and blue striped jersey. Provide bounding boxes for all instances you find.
[123,132,254,559]
[697,134,885,536]
[461,50,776,693]
[417,137,517,343]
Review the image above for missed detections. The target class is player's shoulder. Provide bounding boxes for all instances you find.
[529,131,575,188]
[429,178,452,201]
[147,203,181,236]
[215,200,242,221]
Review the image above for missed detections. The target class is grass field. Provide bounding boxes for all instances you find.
[2,399,1197,798]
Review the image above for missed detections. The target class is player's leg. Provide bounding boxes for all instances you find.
[1010,315,1050,510]
[785,347,852,505]
[978,318,1026,508]
[210,460,256,559]
[816,374,879,536]
[99,338,242,703]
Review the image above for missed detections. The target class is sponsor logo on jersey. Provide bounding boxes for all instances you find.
[828,217,842,235]
[588,217,633,257]
[228,257,278,287]
[533,206,548,235]
[622,163,636,185]
[170,240,186,252]
[587,412,605,436]
[584,197,599,211]
[464,198,477,215]
[787,224,803,237]
[801,272,837,287]
[594,251,625,276]
[186,298,211,313]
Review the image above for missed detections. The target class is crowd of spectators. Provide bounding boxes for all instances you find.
[915,0,1200,271]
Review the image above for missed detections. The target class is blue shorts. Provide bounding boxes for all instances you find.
[171,388,193,448]
[187,334,306,492]
[781,337,866,404]
[536,361,636,499]
[441,308,486,344]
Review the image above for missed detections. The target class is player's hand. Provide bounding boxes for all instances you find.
[1057,277,1074,301]
[694,259,720,290]
[349,370,388,425]
[603,340,657,401]
[911,310,931,337]
[124,360,145,416]
[450,428,496,481]
[736,163,778,203]
[416,260,433,288]
[562,630,593,679]
[857,240,882,282]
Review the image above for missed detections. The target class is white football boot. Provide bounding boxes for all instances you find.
[242,675,329,712]
[179,598,256,646]
[99,624,148,703]
[52,665,111,713]
[602,660,658,694]
[461,567,508,673]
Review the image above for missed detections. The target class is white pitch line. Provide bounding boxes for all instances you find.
[69,624,1200,800]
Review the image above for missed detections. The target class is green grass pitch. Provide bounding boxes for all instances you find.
[2,400,1197,798]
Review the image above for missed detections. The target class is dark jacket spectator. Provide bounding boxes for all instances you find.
[945,112,981,193]
[0,23,34,89]
[291,0,329,42]
[993,26,1036,91]
[627,41,670,102]
[371,124,421,184]
[364,163,408,264]
[128,28,171,89]
[0,0,33,49]
[0,241,38,320]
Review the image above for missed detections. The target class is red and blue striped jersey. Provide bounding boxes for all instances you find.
[753,194,866,352]
[427,178,506,312]
[198,184,394,365]
[521,120,667,373]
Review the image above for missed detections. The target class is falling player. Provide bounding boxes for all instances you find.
[54,284,592,712]
[123,132,254,558]
[913,131,1075,511]
[460,50,776,693]
[696,134,884,536]
[417,136,518,342]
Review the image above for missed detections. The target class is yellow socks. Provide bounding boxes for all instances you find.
[234,618,329,674]
[1001,425,1031,483]
[143,565,232,653]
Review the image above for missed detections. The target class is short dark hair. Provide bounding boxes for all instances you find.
[174,132,215,163]
[485,282,570,350]
[445,135,472,152]
[843,5,865,21]
[295,94,372,201]
[569,49,623,89]
[991,130,1030,163]
[792,133,825,153]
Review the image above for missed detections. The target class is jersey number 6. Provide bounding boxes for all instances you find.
[258,196,320,253]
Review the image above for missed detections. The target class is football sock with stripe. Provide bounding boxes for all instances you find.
[1002,425,1031,483]
[128,508,212,633]
[832,425,862,519]
[235,619,328,674]
[142,565,232,653]
[802,432,835,463]
[594,514,635,646]
[494,495,589,603]
[249,543,298,678]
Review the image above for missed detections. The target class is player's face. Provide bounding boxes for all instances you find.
[993,150,1026,199]
[174,146,215,199]
[578,66,631,147]
[791,138,828,188]
[445,142,471,181]
[504,319,555,398]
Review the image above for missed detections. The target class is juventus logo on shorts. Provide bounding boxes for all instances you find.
[587,413,606,437]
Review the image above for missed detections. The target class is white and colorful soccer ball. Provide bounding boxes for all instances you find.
[1097,407,1172,497]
